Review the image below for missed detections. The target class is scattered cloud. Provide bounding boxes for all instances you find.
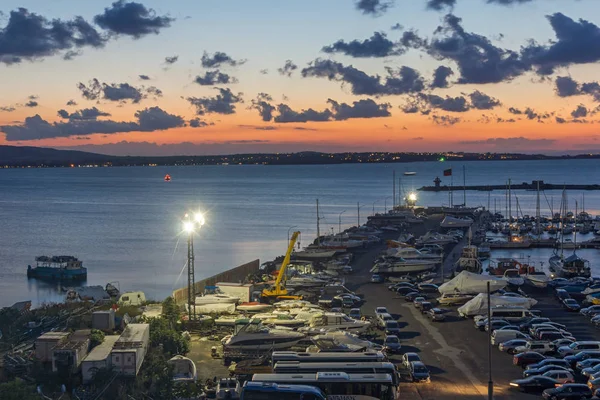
[0,106,16,112]
[24,100,38,108]
[571,104,588,118]
[259,69,269,75]
[249,93,276,122]
[431,65,454,88]
[469,90,501,109]
[93,1,174,39]
[194,70,238,85]
[431,115,461,125]
[57,106,111,120]
[419,94,470,112]
[0,7,106,64]
[390,23,403,31]
[508,106,551,121]
[327,98,392,120]
[554,76,600,101]
[460,136,555,147]
[355,0,393,16]
[189,118,213,128]
[186,88,244,115]
[322,32,405,58]
[278,60,298,77]
[238,124,278,131]
[138,74,151,80]
[274,104,332,123]
[66,100,78,106]
[426,0,456,11]
[76,78,161,103]
[201,51,246,68]
[412,136,424,140]
[164,55,178,64]
[0,106,184,140]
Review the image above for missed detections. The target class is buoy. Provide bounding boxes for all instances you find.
[164,174,171,182]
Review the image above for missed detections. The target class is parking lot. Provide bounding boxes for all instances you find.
[345,245,600,400]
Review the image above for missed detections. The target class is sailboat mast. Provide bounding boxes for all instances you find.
[316,199,320,246]
[450,165,454,207]
[508,178,512,224]
[574,200,578,252]
[463,165,467,206]
[536,181,541,238]
[393,170,396,208]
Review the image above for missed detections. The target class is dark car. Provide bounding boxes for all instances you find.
[520,318,552,332]
[396,286,418,295]
[404,291,424,302]
[409,361,431,383]
[523,365,574,378]
[389,282,415,291]
[510,376,560,393]
[565,352,600,368]
[556,288,571,301]
[563,298,581,312]
[420,302,433,314]
[418,283,439,293]
[542,383,593,399]
[427,308,446,322]
[486,319,512,332]
[514,352,546,368]
[527,358,572,371]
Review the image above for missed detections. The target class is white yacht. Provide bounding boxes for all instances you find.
[387,247,442,261]
[293,249,340,260]
[299,312,371,334]
[440,216,474,229]
[195,286,240,305]
[437,293,474,306]
[222,319,305,351]
[371,257,438,274]
[307,331,382,353]
[285,275,331,288]
[524,271,550,288]
[503,269,525,286]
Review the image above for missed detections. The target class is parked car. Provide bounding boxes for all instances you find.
[377,313,394,329]
[509,376,560,393]
[558,342,600,357]
[563,298,581,312]
[520,317,552,332]
[497,325,522,332]
[383,335,401,353]
[375,307,388,316]
[499,339,529,354]
[396,286,419,296]
[581,306,600,316]
[527,359,572,371]
[542,370,575,384]
[385,320,401,335]
[420,302,433,314]
[409,361,431,383]
[426,308,446,322]
[564,351,600,368]
[553,338,575,348]
[555,289,571,301]
[581,364,600,378]
[486,319,512,332]
[349,308,361,320]
[404,291,424,302]
[575,359,600,372]
[476,318,508,331]
[515,341,556,356]
[514,352,546,368]
[542,383,593,399]
[402,352,421,369]
[371,274,384,283]
[390,282,416,291]
[418,283,439,293]
[523,365,574,378]
[413,297,427,309]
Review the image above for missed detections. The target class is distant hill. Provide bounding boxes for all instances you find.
[0,145,117,166]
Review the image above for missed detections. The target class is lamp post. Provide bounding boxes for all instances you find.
[183,212,205,322]
[287,225,298,242]
[372,200,378,216]
[384,196,392,213]
[338,210,346,235]
[357,202,365,228]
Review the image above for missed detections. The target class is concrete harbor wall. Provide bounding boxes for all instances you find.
[172,259,260,304]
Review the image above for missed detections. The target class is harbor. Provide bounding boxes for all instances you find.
[4,171,600,399]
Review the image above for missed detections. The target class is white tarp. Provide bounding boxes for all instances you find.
[438,271,507,295]
[192,303,236,315]
[457,293,538,317]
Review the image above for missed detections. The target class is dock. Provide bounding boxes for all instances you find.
[419,179,600,192]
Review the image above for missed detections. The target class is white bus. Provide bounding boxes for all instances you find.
[273,361,399,385]
[252,372,397,400]
[271,351,386,366]
[241,381,326,400]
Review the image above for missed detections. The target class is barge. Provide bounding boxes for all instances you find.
[27,255,87,280]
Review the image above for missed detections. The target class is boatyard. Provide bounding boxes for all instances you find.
[4,183,600,400]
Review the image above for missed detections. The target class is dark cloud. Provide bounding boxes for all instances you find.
[487,0,533,4]
[0,8,106,64]
[293,127,318,131]
[429,14,529,84]
[322,32,404,58]
[555,76,580,97]
[355,0,393,16]
[93,1,173,39]
[164,55,178,64]
[571,104,588,118]
[238,124,278,131]
[201,51,246,68]
[399,30,427,49]
[249,93,276,122]
[582,82,600,101]
[259,69,269,75]
[555,116,567,124]
[28,95,38,100]
[189,118,212,128]
[1,106,184,141]
[521,13,600,75]
[278,60,298,77]
[426,0,456,11]
[274,104,332,123]
[24,100,38,108]
[186,88,244,115]
[469,90,501,109]
[412,136,424,140]
[508,106,551,121]
[431,114,461,125]
[508,107,522,114]
[497,117,516,123]
[431,65,454,88]
[419,93,470,112]
[460,136,554,146]
[302,59,424,96]
[327,98,392,120]
[66,100,77,106]
[390,23,403,31]
[194,70,238,85]
[63,50,81,60]
[57,106,111,120]
[0,106,16,112]
[76,79,161,103]
[139,74,151,80]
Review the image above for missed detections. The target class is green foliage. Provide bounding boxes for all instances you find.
[0,380,39,400]
[90,329,105,348]
[148,317,190,356]
[115,305,142,318]
[161,296,181,329]
[136,350,175,399]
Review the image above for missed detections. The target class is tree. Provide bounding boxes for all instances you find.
[161,296,181,329]
[148,317,190,356]
[0,380,40,400]
[90,329,105,348]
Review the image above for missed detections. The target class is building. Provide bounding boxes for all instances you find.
[92,309,116,331]
[35,332,70,362]
[81,335,120,384]
[110,323,149,377]
[52,330,90,373]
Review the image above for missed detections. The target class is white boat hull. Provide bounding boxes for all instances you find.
[371,262,437,274]
[236,303,273,312]
[195,295,240,305]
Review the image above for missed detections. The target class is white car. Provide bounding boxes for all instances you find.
[377,313,394,329]
[402,352,421,369]
[542,370,575,384]
[514,341,556,355]
[375,307,389,317]
[557,341,600,357]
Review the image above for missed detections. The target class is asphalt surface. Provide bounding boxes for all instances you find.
[344,228,600,400]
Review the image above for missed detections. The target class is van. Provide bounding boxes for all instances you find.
[491,329,531,345]
[489,307,534,322]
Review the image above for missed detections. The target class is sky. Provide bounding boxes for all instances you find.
[1,0,600,156]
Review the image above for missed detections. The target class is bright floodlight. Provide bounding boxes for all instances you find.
[183,221,195,233]
[194,212,205,226]
[408,192,417,202]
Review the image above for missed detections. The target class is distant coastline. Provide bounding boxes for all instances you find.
[1,145,599,168]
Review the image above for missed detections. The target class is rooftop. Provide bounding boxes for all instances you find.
[37,332,70,341]
[83,336,120,362]
[116,323,149,344]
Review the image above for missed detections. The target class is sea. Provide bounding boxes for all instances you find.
[1,158,600,308]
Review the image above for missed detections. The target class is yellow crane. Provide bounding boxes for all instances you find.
[261,231,302,302]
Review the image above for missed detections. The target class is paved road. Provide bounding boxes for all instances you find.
[345,227,600,400]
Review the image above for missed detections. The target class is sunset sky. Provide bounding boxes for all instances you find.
[1,0,600,155]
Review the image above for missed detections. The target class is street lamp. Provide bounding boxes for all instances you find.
[357,202,365,228]
[338,210,346,235]
[287,225,298,242]
[384,196,392,212]
[372,200,378,216]
[182,211,205,322]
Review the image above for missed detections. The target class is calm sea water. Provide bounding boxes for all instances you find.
[1,159,599,307]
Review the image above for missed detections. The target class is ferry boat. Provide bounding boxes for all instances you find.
[27,256,87,280]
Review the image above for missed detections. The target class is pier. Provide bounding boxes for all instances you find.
[419,179,600,192]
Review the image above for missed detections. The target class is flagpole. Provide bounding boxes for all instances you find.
[451,164,454,207]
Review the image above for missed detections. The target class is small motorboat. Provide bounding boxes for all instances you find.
[404,171,416,176]
[164,174,171,182]
[236,302,273,312]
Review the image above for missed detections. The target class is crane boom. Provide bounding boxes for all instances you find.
[275,231,300,290]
